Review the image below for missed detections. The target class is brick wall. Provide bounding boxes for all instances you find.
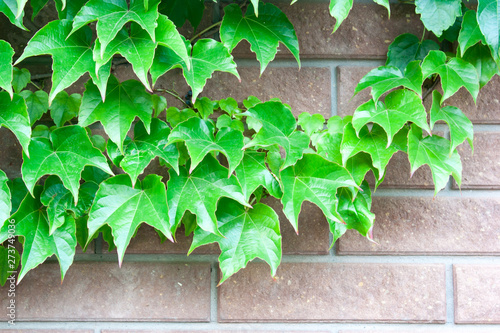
[1,1,500,332]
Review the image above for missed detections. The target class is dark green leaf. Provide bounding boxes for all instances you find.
[458,10,487,56]
[0,40,14,98]
[55,0,86,20]
[158,0,204,29]
[0,91,31,156]
[49,91,81,127]
[461,42,499,89]
[386,33,439,72]
[0,245,19,287]
[19,90,49,125]
[12,67,30,94]
[7,178,27,215]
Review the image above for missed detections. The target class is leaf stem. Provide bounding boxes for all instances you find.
[154,88,191,108]
[191,21,223,42]
[422,76,440,102]
[420,27,426,42]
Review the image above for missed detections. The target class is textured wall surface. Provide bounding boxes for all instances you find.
[1,1,499,332]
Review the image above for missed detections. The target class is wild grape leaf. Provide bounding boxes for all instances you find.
[0,0,27,30]
[49,91,81,127]
[220,3,300,74]
[19,90,49,125]
[107,118,179,186]
[430,91,473,155]
[354,61,423,102]
[166,155,250,236]
[478,0,500,61]
[216,114,245,132]
[408,125,462,194]
[0,245,19,287]
[243,101,310,171]
[415,0,462,37]
[386,33,439,72]
[352,89,430,147]
[55,0,85,20]
[87,174,171,265]
[373,0,390,16]
[281,153,357,231]
[0,40,14,98]
[461,43,499,89]
[155,14,191,69]
[152,38,239,103]
[458,10,487,56]
[341,122,408,179]
[79,75,153,153]
[218,97,241,117]
[297,112,325,137]
[168,117,244,174]
[71,0,160,58]
[422,50,479,102]
[235,151,282,201]
[193,97,216,120]
[21,125,113,205]
[189,199,281,284]
[0,91,31,156]
[158,0,204,29]
[0,187,76,283]
[7,178,27,215]
[0,170,10,224]
[12,67,30,94]
[30,0,49,18]
[328,0,353,33]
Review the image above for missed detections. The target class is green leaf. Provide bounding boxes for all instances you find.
[243,101,310,171]
[0,0,27,30]
[55,0,86,20]
[461,42,499,89]
[0,170,11,224]
[21,125,113,205]
[281,153,357,231]
[415,0,462,37]
[189,199,281,284]
[79,75,154,153]
[354,61,423,102]
[422,50,479,103]
[235,150,282,201]
[408,125,462,194]
[430,90,473,155]
[168,117,244,175]
[0,40,14,98]
[297,112,325,137]
[0,245,19,287]
[373,0,390,17]
[155,14,191,70]
[19,90,49,125]
[458,10,487,56]
[71,0,160,58]
[166,155,250,236]
[386,33,440,73]
[0,91,31,156]
[12,67,30,94]
[7,178,27,215]
[216,114,245,132]
[328,0,353,33]
[166,107,198,128]
[194,96,216,119]
[218,97,241,117]
[87,174,171,266]
[152,38,240,102]
[49,91,81,127]
[220,3,300,74]
[478,0,500,61]
[352,89,430,147]
[30,0,48,19]
[0,187,76,283]
[158,0,204,29]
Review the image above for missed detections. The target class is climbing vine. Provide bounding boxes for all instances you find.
[0,0,497,285]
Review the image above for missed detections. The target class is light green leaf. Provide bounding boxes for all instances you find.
[12,67,30,94]
[55,0,85,20]
[216,114,245,132]
[0,170,10,224]
[478,0,500,61]
[87,174,171,266]
[166,155,250,236]
[373,0,390,17]
[415,0,462,37]
[189,199,281,284]
[49,91,81,127]
[281,153,357,231]
[194,96,216,119]
[298,112,325,137]
[0,91,31,156]
[21,125,113,205]
[386,33,439,72]
[155,14,191,70]
[329,0,353,33]
[219,97,241,117]
[458,10,487,56]
[79,75,154,153]
[158,0,204,29]
[220,3,300,74]
[0,0,27,30]
[243,101,310,171]
[19,90,49,125]
[408,125,462,194]
[422,50,479,103]
[0,40,14,98]
[168,117,244,175]
[166,107,198,128]
[461,42,499,89]
[0,245,19,287]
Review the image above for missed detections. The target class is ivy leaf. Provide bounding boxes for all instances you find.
[352,89,430,147]
[415,0,462,37]
[386,33,439,73]
[373,0,390,17]
[166,107,198,128]
[281,153,358,231]
[220,3,300,74]
[0,0,27,30]
[243,101,310,171]
[166,155,250,236]
[55,0,85,20]
[7,178,27,215]
[297,112,325,137]
[21,125,113,205]
[152,38,239,103]
[79,75,154,153]
[328,0,353,33]
[458,10,487,56]
[430,91,473,155]
[87,174,171,266]
[478,0,500,61]
[354,61,423,102]
[155,14,191,69]
[422,50,479,103]
[219,97,241,117]
[71,0,160,58]
[0,170,10,224]
[194,97,216,119]
[158,0,204,29]
[189,199,281,284]
[0,187,76,283]
[0,40,14,98]
[12,67,30,94]
[0,91,31,156]
[168,117,244,175]
[107,118,179,186]
[19,90,49,125]
[408,125,462,194]
[49,91,81,127]
[235,150,282,201]
[0,245,19,287]
[461,43,499,89]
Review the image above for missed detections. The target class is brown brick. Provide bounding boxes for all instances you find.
[337,66,375,117]
[103,331,326,333]
[0,331,93,333]
[340,329,496,333]
[454,265,500,324]
[0,262,211,321]
[218,263,446,323]
[453,132,500,189]
[338,197,500,255]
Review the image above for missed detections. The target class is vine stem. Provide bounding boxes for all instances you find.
[191,21,222,42]
[422,76,441,102]
[154,88,191,108]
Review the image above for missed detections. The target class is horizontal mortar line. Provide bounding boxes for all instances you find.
[372,188,500,198]
[235,57,385,68]
[472,124,500,132]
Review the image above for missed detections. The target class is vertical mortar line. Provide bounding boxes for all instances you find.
[330,64,338,117]
[446,262,454,324]
[210,260,218,322]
